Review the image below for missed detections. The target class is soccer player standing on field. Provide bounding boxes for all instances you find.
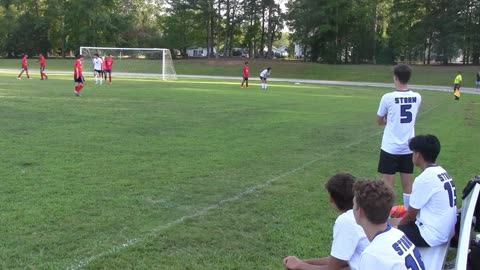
[376,64,421,209]
[38,53,48,80]
[453,71,462,100]
[92,53,103,85]
[74,55,85,97]
[17,53,31,79]
[241,62,249,88]
[259,67,271,90]
[104,54,114,84]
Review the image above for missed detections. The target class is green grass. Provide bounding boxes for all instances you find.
[2,58,480,87]
[0,72,479,269]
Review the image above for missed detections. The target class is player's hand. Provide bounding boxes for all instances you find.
[283,256,302,270]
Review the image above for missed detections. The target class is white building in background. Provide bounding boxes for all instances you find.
[186,47,217,57]
[294,43,305,59]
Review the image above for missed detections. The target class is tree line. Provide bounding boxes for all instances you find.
[1,0,479,64]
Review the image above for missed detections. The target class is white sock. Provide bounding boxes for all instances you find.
[403,193,410,210]
[265,84,268,89]
[100,76,103,85]
[261,83,265,89]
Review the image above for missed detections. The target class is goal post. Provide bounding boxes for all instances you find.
[79,47,177,80]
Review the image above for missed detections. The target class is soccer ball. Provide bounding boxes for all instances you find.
[390,205,407,218]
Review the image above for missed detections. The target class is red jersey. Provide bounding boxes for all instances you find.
[105,57,114,70]
[21,56,28,68]
[242,65,249,77]
[74,59,83,78]
[39,55,46,67]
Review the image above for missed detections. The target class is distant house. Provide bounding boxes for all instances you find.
[294,43,305,59]
[263,46,289,58]
[186,47,217,57]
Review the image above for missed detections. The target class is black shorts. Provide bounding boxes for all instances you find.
[398,222,430,247]
[243,77,248,81]
[454,84,460,91]
[377,150,413,174]
[74,77,85,83]
[260,76,267,81]
[94,69,103,74]
[40,67,45,72]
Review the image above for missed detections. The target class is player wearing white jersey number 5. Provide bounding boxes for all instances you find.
[92,53,104,85]
[353,180,425,270]
[376,64,421,210]
[259,67,271,90]
[394,135,457,247]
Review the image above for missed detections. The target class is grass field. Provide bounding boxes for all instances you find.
[2,58,480,87]
[1,72,479,269]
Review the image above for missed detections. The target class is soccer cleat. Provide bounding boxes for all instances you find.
[17,77,21,80]
[74,91,81,97]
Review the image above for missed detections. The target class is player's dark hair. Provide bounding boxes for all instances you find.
[95,53,99,57]
[77,54,83,59]
[409,134,441,163]
[245,62,248,65]
[353,180,395,225]
[325,173,355,211]
[393,64,412,84]
[267,67,271,70]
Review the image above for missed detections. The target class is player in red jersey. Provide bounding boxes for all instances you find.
[104,54,114,84]
[101,56,107,81]
[241,62,249,88]
[17,54,31,79]
[74,55,85,96]
[37,53,48,80]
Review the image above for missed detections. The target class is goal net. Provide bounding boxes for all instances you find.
[79,47,177,80]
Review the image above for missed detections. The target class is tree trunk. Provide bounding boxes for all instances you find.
[216,0,221,58]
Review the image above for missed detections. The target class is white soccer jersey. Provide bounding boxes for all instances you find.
[331,210,369,270]
[377,90,421,155]
[260,69,270,78]
[359,226,425,270]
[93,57,103,70]
[410,165,457,246]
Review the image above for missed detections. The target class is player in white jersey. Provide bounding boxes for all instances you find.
[259,67,271,90]
[353,180,425,270]
[92,53,104,85]
[394,135,457,247]
[376,64,422,209]
[283,173,369,270]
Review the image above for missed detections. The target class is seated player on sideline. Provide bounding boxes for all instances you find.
[283,173,369,270]
[392,134,457,247]
[259,67,271,90]
[241,62,249,88]
[353,180,425,270]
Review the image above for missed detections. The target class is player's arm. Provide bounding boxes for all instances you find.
[376,115,387,125]
[397,206,419,226]
[283,256,347,270]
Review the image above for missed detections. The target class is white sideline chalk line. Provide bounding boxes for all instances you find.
[66,102,442,270]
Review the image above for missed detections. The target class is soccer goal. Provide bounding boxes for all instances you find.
[79,47,177,80]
